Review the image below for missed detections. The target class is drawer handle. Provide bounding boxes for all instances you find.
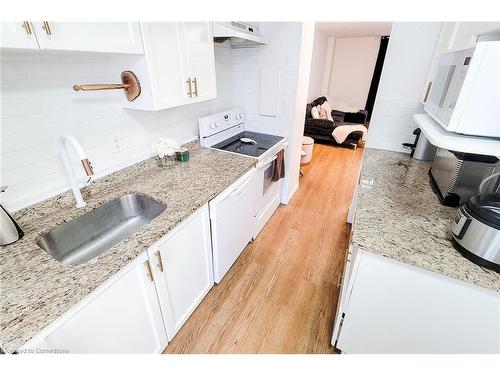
[42,21,52,36]
[192,77,198,97]
[186,78,193,97]
[154,250,164,272]
[144,260,154,282]
[22,21,32,35]
[337,273,344,288]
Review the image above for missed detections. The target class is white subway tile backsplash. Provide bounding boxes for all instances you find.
[1,97,40,118]
[0,168,30,186]
[1,62,28,80]
[0,46,234,211]
[25,62,61,80]
[60,62,93,79]
[1,149,41,170]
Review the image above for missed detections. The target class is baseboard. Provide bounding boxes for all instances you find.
[282,181,299,204]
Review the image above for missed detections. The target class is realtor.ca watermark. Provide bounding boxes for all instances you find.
[14,347,70,354]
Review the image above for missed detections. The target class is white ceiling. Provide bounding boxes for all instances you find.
[316,22,393,38]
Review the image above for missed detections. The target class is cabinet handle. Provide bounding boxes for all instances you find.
[144,260,154,282]
[192,77,198,97]
[337,273,344,288]
[423,81,432,103]
[186,78,193,97]
[22,21,32,35]
[42,21,52,36]
[154,250,164,272]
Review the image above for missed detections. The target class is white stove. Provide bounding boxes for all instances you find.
[198,109,287,280]
[198,108,287,167]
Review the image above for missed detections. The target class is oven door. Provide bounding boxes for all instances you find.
[254,152,284,238]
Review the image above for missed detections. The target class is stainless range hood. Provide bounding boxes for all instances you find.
[213,22,268,49]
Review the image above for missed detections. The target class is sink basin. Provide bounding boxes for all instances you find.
[36,194,167,265]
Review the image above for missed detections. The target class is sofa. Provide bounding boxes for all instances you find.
[304,96,368,147]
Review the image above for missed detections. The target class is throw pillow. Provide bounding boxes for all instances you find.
[320,101,334,122]
[311,105,320,119]
[318,106,328,120]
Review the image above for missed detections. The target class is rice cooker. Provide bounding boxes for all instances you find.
[451,192,500,272]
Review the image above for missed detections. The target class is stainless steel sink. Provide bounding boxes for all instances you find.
[36,194,167,265]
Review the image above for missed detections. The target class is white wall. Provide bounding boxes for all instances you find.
[307,26,329,103]
[288,23,315,201]
[0,46,234,211]
[327,36,380,109]
[231,22,308,202]
[366,22,442,153]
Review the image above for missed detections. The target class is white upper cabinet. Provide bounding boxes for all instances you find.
[30,22,144,54]
[0,22,40,50]
[148,204,214,340]
[130,22,191,110]
[183,22,217,103]
[124,22,217,111]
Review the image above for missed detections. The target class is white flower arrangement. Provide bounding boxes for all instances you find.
[152,137,180,157]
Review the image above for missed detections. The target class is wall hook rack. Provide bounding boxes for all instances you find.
[73,71,141,102]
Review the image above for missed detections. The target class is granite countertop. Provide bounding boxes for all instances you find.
[351,148,500,292]
[0,144,255,353]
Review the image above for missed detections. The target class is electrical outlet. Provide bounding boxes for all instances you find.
[112,135,121,153]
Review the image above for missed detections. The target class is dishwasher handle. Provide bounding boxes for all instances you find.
[229,174,254,198]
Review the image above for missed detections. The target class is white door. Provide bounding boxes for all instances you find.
[0,22,39,50]
[22,252,168,353]
[183,22,217,103]
[31,22,144,54]
[139,22,191,110]
[209,170,256,283]
[149,204,214,340]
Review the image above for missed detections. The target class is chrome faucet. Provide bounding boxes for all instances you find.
[60,135,94,208]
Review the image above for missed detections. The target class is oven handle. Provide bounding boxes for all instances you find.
[256,142,288,168]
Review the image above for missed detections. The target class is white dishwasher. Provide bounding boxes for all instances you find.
[209,168,257,283]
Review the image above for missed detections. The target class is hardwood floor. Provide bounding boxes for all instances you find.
[163,143,364,354]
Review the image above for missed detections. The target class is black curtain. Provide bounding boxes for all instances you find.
[365,36,389,121]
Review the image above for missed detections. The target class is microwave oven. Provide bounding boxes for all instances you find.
[424,33,500,138]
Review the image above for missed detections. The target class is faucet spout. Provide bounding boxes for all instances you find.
[60,135,94,208]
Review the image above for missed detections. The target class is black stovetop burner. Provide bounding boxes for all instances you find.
[212,131,284,157]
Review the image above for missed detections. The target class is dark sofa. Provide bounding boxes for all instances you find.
[304,96,368,147]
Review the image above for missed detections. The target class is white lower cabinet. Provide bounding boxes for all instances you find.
[22,204,214,353]
[148,204,214,340]
[332,247,500,354]
[21,252,168,354]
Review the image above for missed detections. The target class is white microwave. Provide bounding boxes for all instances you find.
[424,33,500,138]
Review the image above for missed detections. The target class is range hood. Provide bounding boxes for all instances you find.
[213,22,268,49]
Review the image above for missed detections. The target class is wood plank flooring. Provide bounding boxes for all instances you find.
[163,143,364,354]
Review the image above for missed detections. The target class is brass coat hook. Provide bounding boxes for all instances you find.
[73,71,141,102]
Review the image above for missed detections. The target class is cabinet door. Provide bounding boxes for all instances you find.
[149,204,214,340]
[138,22,191,110]
[0,22,39,50]
[337,250,500,353]
[22,252,168,353]
[31,22,143,54]
[183,22,217,103]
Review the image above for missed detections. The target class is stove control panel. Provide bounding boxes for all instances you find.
[198,108,246,139]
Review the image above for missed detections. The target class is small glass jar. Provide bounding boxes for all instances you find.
[176,147,190,162]
[160,154,176,168]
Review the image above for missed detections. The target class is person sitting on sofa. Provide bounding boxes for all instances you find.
[304,96,368,148]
